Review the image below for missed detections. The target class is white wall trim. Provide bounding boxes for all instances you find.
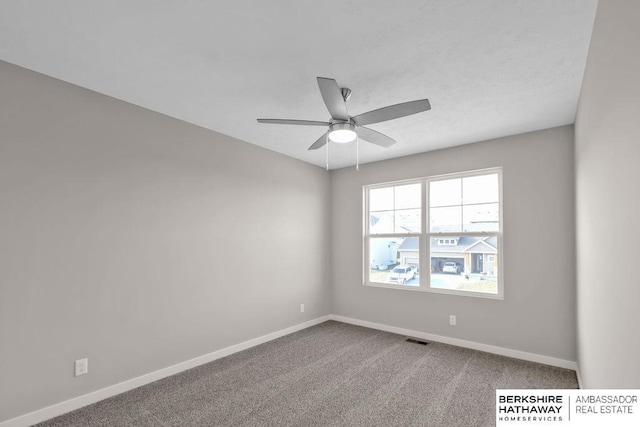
[576,365,584,389]
[1,314,578,426]
[330,315,578,371]
[0,315,331,427]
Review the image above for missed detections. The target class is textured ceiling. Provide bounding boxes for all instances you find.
[0,0,598,169]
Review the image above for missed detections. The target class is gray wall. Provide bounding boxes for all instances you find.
[575,0,640,388]
[0,61,331,421]
[331,126,576,361]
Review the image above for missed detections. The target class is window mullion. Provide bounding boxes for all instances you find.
[422,179,428,288]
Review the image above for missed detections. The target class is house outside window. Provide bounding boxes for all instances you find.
[364,168,503,298]
[437,238,458,245]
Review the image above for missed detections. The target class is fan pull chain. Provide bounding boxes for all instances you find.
[356,134,360,172]
[325,134,330,171]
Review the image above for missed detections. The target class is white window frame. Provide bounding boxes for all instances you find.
[363,167,503,299]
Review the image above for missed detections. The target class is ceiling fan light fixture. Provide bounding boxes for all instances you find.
[328,122,357,143]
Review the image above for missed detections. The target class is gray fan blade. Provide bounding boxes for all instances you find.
[257,119,330,126]
[353,99,431,126]
[308,132,329,150]
[317,77,349,121]
[357,126,396,148]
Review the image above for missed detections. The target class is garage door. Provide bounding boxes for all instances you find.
[405,257,419,267]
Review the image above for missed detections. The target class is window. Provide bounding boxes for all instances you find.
[364,168,502,298]
[367,182,421,286]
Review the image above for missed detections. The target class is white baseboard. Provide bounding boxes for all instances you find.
[329,314,578,371]
[1,314,578,426]
[0,315,331,427]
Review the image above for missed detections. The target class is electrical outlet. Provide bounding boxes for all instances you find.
[75,358,88,377]
[449,315,457,326]
[300,303,305,313]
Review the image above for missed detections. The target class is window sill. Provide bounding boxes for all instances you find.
[364,281,504,300]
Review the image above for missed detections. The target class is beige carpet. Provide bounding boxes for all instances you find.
[37,321,577,426]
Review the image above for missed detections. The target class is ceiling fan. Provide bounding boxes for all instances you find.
[257,77,431,152]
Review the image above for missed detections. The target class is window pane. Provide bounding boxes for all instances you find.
[429,206,462,232]
[369,183,422,234]
[368,237,399,275]
[394,183,421,209]
[462,203,499,232]
[430,237,498,294]
[369,237,420,287]
[395,209,421,233]
[462,174,499,204]
[369,187,393,212]
[430,178,461,207]
[369,211,394,234]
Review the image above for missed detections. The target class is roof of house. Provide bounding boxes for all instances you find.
[432,236,479,253]
[398,237,419,250]
[462,238,497,253]
[370,214,419,234]
[398,235,497,254]
[430,224,499,233]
